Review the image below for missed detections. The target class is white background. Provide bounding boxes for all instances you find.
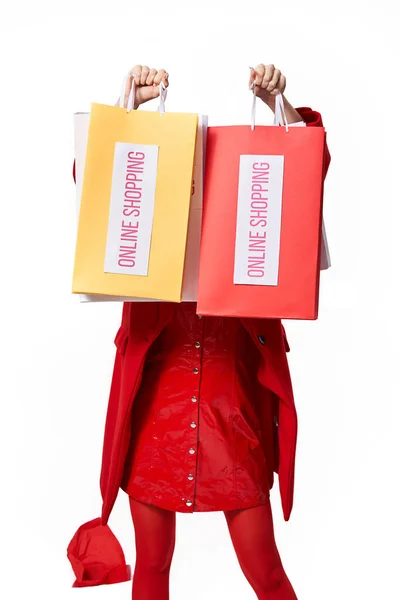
[1,1,399,599]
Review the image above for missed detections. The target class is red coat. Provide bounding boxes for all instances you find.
[121,303,281,512]
[68,107,330,587]
[105,302,294,518]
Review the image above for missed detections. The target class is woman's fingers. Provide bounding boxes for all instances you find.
[266,68,281,92]
[131,64,142,86]
[271,73,286,95]
[254,63,267,87]
[260,64,276,89]
[250,64,286,101]
[249,68,257,89]
[140,66,150,85]
[154,69,168,87]
[146,68,157,86]
[123,66,169,107]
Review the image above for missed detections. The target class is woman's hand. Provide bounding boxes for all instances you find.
[249,64,286,107]
[249,63,304,124]
[118,65,169,109]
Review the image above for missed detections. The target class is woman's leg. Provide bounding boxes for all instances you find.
[129,497,176,600]
[224,501,297,600]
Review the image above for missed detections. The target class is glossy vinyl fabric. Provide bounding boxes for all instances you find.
[121,303,274,512]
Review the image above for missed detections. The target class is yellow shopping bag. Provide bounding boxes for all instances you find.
[72,81,198,302]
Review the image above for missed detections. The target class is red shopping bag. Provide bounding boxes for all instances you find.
[197,108,326,320]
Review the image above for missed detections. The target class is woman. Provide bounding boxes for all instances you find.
[68,64,331,600]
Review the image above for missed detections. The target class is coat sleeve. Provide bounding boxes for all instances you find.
[295,107,331,178]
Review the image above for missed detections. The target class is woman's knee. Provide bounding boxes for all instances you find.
[129,498,176,572]
[135,544,174,574]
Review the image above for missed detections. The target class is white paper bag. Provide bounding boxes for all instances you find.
[73,112,208,302]
[293,125,331,271]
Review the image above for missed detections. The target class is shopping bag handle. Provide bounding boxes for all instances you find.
[273,94,289,129]
[119,70,168,115]
[249,68,289,132]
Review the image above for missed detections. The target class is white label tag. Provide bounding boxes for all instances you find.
[234,155,284,286]
[104,143,159,276]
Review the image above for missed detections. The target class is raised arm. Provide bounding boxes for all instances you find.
[249,64,331,175]
[73,65,169,183]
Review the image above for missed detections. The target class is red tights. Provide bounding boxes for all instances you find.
[129,497,297,600]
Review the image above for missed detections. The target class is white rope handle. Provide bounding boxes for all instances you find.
[251,83,257,131]
[119,71,135,111]
[249,67,289,132]
[273,93,289,129]
[158,80,168,115]
[119,71,168,114]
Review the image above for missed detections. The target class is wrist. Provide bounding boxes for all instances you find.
[262,94,276,112]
